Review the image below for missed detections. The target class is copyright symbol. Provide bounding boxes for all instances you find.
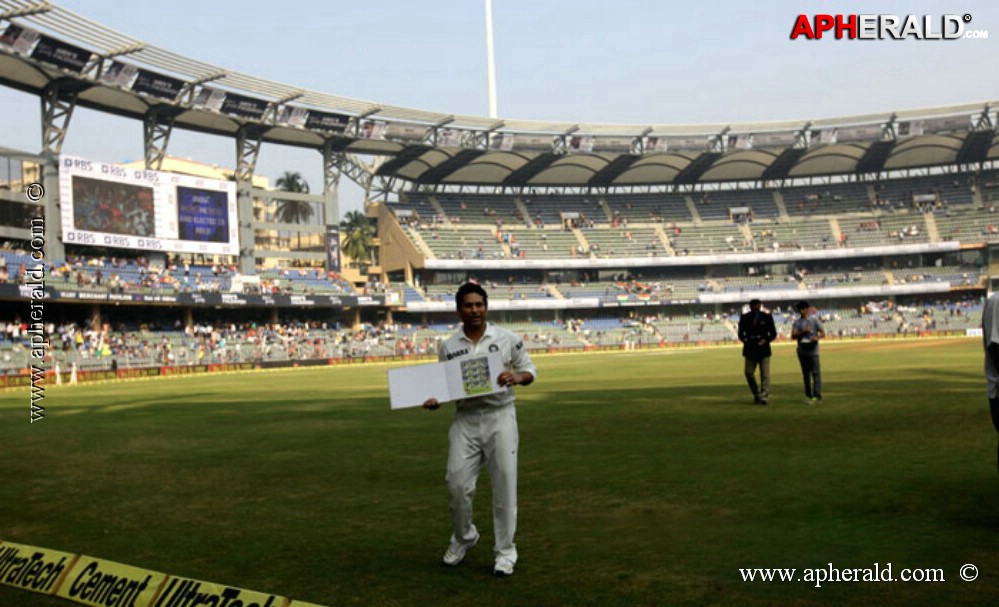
[960,563,978,582]
[25,183,44,201]
[963,14,972,23]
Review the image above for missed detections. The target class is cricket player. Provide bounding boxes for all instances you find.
[423,283,537,576]
[982,291,999,472]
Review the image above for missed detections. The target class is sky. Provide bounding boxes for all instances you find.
[0,0,997,215]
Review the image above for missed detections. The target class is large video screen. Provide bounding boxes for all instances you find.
[72,176,155,236]
[176,186,231,243]
[59,156,239,255]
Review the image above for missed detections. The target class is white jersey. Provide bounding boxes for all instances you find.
[438,323,538,410]
[984,293,999,398]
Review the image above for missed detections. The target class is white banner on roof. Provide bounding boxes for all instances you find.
[423,242,961,271]
[406,297,601,313]
[696,282,951,305]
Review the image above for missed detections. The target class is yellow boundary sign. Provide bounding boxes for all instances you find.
[151,575,286,607]
[56,555,168,607]
[0,540,329,607]
[0,539,77,596]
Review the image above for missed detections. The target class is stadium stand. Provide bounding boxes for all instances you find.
[521,195,606,228]
[717,273,802,294]
[837,215,930,247]
[670,222,750,255]
[652,313,736,344]
[433,193,524,226]
[748,219,836,251]
[583,227,668,258]
[933,207,999,244]
[412,226,510,260]
[693,189,782,220]
[782,183,873,217]
[504,228,584,259]
[605,192,694,223]
[873,173,976,210]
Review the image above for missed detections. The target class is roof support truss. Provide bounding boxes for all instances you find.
[143,105,184,170]
[235,125,266,182]
[973,104,994,131]
[41,78,89,156]
[631,127,653,155]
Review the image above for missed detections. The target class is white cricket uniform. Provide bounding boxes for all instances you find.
[984,292,999,398]
[438,322,537,562]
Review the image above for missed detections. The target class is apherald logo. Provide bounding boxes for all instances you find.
[790,14,989,40]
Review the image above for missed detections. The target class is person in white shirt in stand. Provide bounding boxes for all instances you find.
[423,283,537,577]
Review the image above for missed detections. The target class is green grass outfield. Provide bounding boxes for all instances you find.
[2,338,998,607]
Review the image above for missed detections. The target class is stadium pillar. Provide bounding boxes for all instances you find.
[322,143,342,276]
[89,305,101,330]
[236,184,255,275]
[404,261,413,285]
[352,308,361,330]
[183,308,193,331]
[41,156,65,261]
[236,126,264,275]
[270,308,279,324]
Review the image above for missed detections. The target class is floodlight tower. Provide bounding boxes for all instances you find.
[485,0,498,118]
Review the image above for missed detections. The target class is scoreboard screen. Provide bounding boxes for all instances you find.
[59,156,239,256]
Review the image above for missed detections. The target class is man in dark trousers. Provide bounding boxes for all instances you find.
[791,300,825,403]
[738,298,777,404]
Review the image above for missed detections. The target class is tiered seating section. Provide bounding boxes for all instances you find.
[671,223,748,255]
[605,192,693,223]
[694,189,781,220]
[423,281,554,302]
[750,220,835,251]
[385,173,999,262]
[0,321,403,374]
[782,183,872,216]
[506,229,581,259]
[521,195,606,227]
[584,227,667,258]
[0,251,355,296]
[433,193,523,226]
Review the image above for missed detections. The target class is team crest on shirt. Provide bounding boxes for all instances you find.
[489,344,500,352]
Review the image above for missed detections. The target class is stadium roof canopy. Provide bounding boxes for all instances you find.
[0,0,997,190]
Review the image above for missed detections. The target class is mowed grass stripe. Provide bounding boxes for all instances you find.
[1,338,996,607]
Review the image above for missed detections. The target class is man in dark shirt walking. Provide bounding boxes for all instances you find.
[737,298,777,405]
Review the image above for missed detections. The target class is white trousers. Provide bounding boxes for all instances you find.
[446,405,519,561]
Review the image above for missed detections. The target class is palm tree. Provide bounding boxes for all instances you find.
[275,171,310,194]
[274,171,314,250]
[340,210,375,273]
